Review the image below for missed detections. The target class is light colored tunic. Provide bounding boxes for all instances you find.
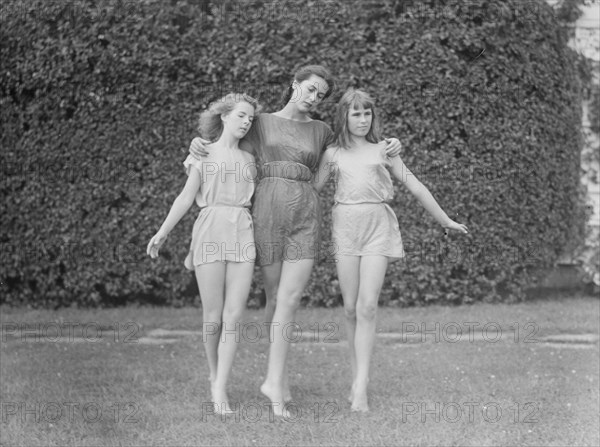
[241,113,333,266]
[182,147,257,268]
[331,145,404,260]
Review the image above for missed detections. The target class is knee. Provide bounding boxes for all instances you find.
[202,314,222,333]
[356,302,377,321]
[276,288,303,310]
[344,306,357,320]
[265,284,278,307]
[221,307,244,324]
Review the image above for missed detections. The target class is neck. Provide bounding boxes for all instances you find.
[276,103,311,122]
[215,132,240,150]
[348,135,368,148]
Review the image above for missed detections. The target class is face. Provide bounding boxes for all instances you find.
[292,74,329,113]
[347,104,372,138]
[222,101,255,139]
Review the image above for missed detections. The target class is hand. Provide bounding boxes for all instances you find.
[189,137,211,159]
[384,137,402,157]
[147,231,168,258]
[443,220,469,235]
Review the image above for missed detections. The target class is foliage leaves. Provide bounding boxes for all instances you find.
[0,0,586,307]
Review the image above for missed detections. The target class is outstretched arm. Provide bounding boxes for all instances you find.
[313,147,337,193]
[147,168,202,258]
[390,156,468,234]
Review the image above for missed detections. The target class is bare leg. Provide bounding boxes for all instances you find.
[262,262,282,327]
[335,255,361,402]
[195,263,226,386]
[352,255,388,412]
[211,261,254,413]
[260,259,314,417]
[261,262,291,402]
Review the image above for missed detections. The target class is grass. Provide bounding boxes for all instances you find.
[1,293,599,446]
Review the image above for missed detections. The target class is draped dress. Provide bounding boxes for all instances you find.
[241,113,333,266]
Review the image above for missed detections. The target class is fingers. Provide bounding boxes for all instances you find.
[444,222,469,235]
[146,238,155,256]
[189,137,210,158]
[147,235,164,258]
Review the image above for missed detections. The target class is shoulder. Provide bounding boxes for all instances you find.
[312,119,333,134]
[239,149,255,162]
[183,153,204,174]
[323,146,339,160]
[248,113,265,130]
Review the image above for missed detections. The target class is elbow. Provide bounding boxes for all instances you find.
[176,193,196,209]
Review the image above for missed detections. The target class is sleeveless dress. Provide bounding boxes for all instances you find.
[241,113,333,266]
[331,145,404,260]
[182,147,257,268]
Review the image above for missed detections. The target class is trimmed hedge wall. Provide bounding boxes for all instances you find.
[0,0,586,307]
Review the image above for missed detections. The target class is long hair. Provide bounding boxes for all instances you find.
[198,93,261,141]
[333,88,382,149]
[281,64,336,107]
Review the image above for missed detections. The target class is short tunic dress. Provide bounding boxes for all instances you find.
[182,147,257,268]
[240,113,333,266]
[331,145,405,260]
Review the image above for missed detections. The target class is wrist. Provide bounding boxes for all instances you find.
[440,216,452,228]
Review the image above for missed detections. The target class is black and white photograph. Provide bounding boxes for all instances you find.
[1,0,599,445]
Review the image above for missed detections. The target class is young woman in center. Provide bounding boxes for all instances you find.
[189,66,402,417]
[313,88,469,412]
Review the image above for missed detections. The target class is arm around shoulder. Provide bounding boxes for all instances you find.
[313,147,337,193]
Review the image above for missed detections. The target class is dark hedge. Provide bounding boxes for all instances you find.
[0,0,586,307]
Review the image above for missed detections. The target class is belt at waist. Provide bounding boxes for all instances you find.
[203,204,251,209]
[259,161,312,182]
[334,201,388,205]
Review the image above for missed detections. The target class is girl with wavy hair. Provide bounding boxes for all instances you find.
[148,93,260,414]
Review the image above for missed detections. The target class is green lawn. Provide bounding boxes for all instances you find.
[1,294,599,446]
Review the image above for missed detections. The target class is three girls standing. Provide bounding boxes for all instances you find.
[149,64,468,415]
[189,65,401,417]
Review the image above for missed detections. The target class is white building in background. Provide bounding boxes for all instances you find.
[573,1,599,226]
[541,1,599,288]
[566,1,599,286]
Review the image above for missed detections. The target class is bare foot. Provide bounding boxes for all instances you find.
[260,382,290,418]
[211,384,233,415]
[350,390,369,412]
[348,382,356,403]
[283,375,292,403]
